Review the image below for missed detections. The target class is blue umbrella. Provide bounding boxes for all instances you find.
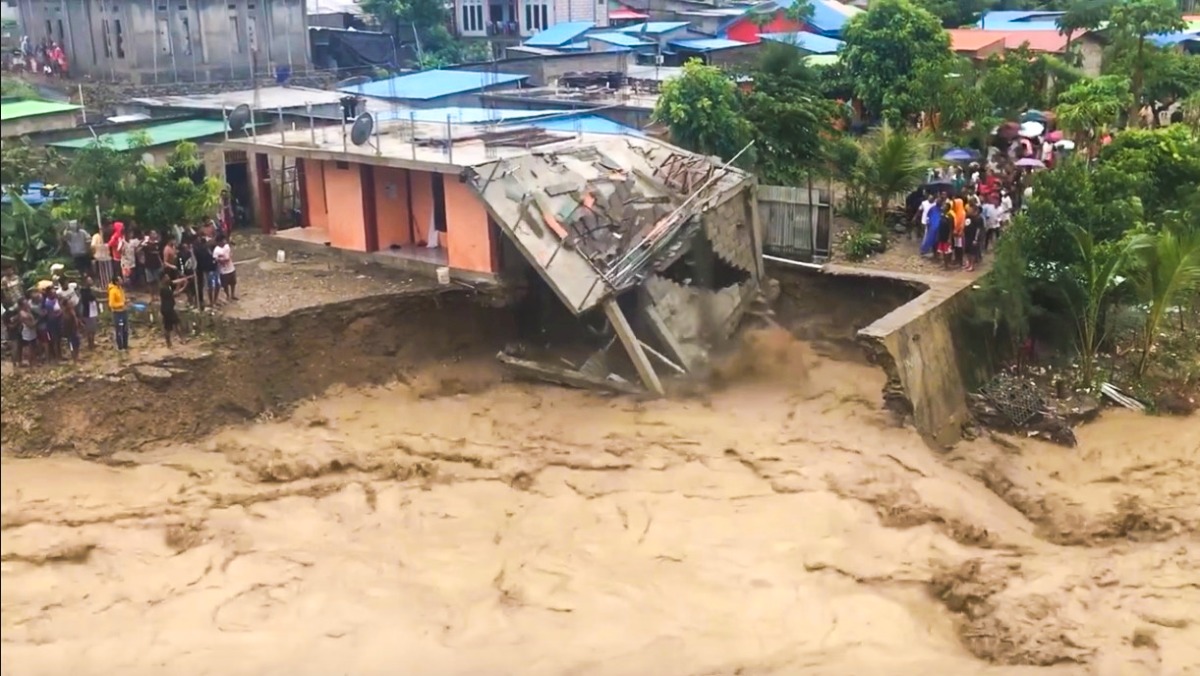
[942,148,980,162]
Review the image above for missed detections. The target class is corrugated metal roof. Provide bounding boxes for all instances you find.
[669,38,749,51]
[946,29,1008,53]
[759,31,844,53]
[617,21,691,35]
[589,32,653,47]
[526,115,643,136]
[524,21,596,47]
[339,69,528,101]
[997,30,1070,52]
[1150,29,1200,47]
[374,107,569,124]
[976,10,1062,31]
[49,119,233,150]
[771,0,861,35]
[306,0,362,16]
[0,98,81,121]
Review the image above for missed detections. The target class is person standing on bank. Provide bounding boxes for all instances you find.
[213,234,237,302]
[63,221,91,276]
[159,274,188,348]
[108,276,129,352]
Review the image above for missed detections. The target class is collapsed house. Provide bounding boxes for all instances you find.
[224,114,762,394]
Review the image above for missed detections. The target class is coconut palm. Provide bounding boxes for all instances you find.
[854,123,933,219]
[1063,224,1143,384]
[1130,223,1200,377]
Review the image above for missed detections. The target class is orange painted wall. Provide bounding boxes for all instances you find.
[408,170,435,244]
[444,179,496,274]
[374,167,413,248]
[305,160,329,230]
[324,161,367,251]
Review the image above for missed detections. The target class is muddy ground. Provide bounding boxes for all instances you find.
[1,267,1197,675]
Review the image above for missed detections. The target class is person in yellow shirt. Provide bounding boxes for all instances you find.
[107,276,129,351]
[951,197,967,268]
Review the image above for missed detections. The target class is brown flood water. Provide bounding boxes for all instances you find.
[2,330,1198,676]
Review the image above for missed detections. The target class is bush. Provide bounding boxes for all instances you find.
[840,226,887,262]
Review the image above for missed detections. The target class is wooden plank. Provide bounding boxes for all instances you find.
[604,298,665,396]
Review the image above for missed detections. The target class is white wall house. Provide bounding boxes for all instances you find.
[455,0,607,38]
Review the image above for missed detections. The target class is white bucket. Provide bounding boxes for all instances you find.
[436,266,451,285]
[275,249,286,263]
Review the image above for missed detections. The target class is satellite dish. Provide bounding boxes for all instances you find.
[228,104,252,133]
[350,112,375,147]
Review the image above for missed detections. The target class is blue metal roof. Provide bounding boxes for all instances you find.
[339,69,528,101]
[769,0,861,36]
[588,32,653,47]
[374,107,567,124]
[523,114,644,136]
[1150,29,1200,47]
[976,11,1062,31]
[759,31,844,54]
[617,21,691,35]
[670,38,749,52]
[524,21,596,47]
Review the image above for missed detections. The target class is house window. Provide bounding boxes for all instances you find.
[114,19,126,58]
[180,17,193,55]
[229,14,242,53]
[247,15,258,52]
[44,19,52,39]
[524,0,549,31]
[157,17,172,54]
[461,0,484,33]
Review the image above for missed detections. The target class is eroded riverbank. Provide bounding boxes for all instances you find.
[3,331,1196,675]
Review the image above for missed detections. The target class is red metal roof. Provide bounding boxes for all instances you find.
[609,8,649,20]
[997,30,1071,53]
[946,29,1007,54]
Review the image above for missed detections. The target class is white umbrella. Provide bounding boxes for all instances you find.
[1054,139,1076,150]
[1019,121,1045,138]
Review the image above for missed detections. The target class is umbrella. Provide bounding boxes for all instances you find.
[1016,157,1046,169]
[942,148,980,162]
[1046,130,1064,143]
[995,121,1020,140]
[1020,110,1048,123]
[921,179,954,192]
[1054,139,1076,150]
[1019,121,1045,138]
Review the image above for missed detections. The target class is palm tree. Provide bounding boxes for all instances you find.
[854,124,933,219]
[1131,224,1200,377]
[1064,225,1142,384]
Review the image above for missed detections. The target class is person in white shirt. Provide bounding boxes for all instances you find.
[998,191,1014,228]
[212,234,237,302]
[981,198,1000,252]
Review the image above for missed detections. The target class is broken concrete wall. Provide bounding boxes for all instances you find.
[857,279,978,447]
[641,274,755,370]
[701,187,759,276]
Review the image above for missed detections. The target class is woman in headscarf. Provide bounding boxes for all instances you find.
[952,196,967,268]
[107,220,125,263]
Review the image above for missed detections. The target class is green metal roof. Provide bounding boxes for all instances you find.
[0,98,82,121]
[49,118,234,150]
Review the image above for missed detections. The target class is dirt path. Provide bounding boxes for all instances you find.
[2,329,1196,675]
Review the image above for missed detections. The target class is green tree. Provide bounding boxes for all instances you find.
[1056,0,1114,50]
[840,0,954,126]
[59,136,142,224]
[908,56,993,140]
[1063,224,1142,383]
[980,46,1048,117]
[1097,124,1200,218]
[1055,75,1132,149]
[125,141,223,230]
[912,0,991,27]
[1130,223,1200,377]
[360,0,461,65]
[0,138,62,193]
[653,60,754,163]
[1107,0,1187,117]
[853,123,933,217]
[741,47,835,184]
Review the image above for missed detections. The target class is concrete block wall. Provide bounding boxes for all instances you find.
[702,190,757,274]
[642,273,753,369]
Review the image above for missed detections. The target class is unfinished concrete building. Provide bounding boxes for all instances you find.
[225,116,763,394]
[15,0,310,83]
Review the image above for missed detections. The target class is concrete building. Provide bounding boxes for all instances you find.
[454,0,609,39]
[14,0,310,83]
[225,113,763,394]
[0,97,81,137]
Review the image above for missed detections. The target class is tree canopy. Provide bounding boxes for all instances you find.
[840,0,954,126]
[653,60,755,164]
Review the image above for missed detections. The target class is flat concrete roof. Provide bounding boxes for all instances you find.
[130,86,347,112]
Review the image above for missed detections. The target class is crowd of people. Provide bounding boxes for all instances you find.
[906,116,1061,272]
[6,36,69,77]
[2,218,239,369]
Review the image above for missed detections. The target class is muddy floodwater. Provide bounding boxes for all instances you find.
[2,331,1198,676]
